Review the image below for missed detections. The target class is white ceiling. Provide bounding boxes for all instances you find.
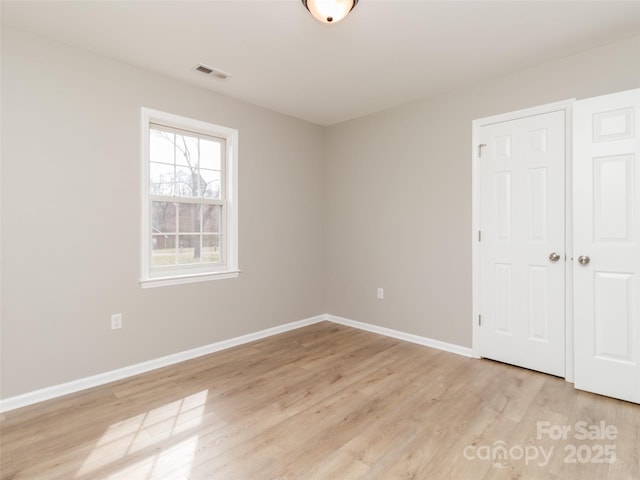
[3,1,640,126]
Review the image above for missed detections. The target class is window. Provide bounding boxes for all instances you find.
[141,108,238,287]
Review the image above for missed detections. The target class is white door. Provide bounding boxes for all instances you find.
[479,110,566,377]
[574,89,640,403]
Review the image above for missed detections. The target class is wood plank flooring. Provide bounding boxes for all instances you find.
[1,322,638,479]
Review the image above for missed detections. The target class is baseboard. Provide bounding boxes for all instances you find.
[0,314,326,413]
[326,314,474,358]
[1,313,473,413]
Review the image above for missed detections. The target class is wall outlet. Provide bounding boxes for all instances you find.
[377,288,384,299]
[111,313,122,330]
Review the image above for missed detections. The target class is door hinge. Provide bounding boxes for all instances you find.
[478,143,487,158]
[478,315,482,326]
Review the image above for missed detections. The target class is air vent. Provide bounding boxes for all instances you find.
[194,64,231,80]
[196,65,213,74]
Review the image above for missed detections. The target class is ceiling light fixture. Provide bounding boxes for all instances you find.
[301,0,358,24]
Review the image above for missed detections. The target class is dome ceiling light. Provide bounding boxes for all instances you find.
[301,0,359,24]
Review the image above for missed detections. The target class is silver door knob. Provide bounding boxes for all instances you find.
[549,252,560,262]
[578,255,590,265]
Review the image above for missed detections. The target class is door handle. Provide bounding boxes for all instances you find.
[578,255,590,265]
[549,252,561,262]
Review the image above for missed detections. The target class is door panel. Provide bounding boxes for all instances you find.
[479,110,566,376]
[593,154,634,242]
[495,263,513,334]
[528,266,549,341]
[529,167,548,241]
[574,89,640,403]
[594,272,633,361]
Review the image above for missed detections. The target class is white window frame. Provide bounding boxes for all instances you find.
[140,108,239,288]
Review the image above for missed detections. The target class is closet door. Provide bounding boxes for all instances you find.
[478,110,566,376]
[574,89,640,403]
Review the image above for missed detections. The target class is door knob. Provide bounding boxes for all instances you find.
[549,252,560,262]
[578,255,590,265]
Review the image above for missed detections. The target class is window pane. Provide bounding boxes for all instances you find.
[150,129,175,165]
[152,202,176,233]
[200,139,222,171]
[150,162,175,195]
[152,234,177,266]
[202,234,222,263]
[178,203,201,233]
[177,235,201,265]
[175,166,199,197]
[203,205,222,233]
[200,170,222,199]
[174,133,199,168]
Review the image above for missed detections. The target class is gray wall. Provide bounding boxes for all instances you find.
[2,26,639,400]
[1,28,325,398]
[325,36,640,347]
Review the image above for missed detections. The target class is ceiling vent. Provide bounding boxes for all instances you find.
[194,64,231,80]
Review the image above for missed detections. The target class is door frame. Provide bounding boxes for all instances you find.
[471,99,575,381]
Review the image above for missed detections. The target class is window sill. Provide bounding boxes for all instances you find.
[140,270,241,289]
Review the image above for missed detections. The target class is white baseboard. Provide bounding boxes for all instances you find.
[326,314,474,358]
[1,313,473,413]
[0,315,326,413]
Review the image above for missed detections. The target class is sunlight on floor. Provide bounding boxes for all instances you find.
[75,390,208,479]
[105,436,200,480]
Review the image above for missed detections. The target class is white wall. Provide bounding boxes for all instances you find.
[325,36,640,347]
[0,28,325,398]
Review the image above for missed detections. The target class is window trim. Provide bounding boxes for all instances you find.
[140,108,239,288]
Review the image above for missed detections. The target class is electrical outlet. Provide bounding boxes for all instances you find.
[377,288,384,299]
[111,313,122,330]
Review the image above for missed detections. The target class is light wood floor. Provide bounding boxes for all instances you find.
[1,322,638,479]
